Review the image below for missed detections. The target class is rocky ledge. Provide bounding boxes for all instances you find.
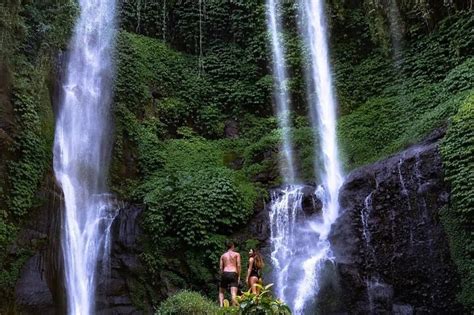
[327,131,462,314]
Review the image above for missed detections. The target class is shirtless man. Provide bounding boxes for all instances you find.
[219,241,241,306]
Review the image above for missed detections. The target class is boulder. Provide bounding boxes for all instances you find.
[327,132,462,313]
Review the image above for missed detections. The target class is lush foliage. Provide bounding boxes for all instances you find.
[0,0,76,217]
[139,139,257,246]
[0,0,76,304]
[156,285,291,315]
[220,284,291,315]
[337,12,474,170]
[156,290,220,315]
[440,94,474,308]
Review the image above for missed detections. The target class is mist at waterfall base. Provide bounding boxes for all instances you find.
[266,0,344,314]
[53,0,118,314]
[269,185,341,314]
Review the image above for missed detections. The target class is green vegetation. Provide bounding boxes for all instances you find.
[156,290,220,315]
[337,13,474,170]
[156,284,291,315]
[440,94,474,308]
[234,284,291,315]
[0,0,76,304]
[139,139,257,246]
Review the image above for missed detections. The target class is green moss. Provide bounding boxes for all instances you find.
[440,94,474,308]
[8,69,51,217]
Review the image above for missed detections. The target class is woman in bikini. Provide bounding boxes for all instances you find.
[246,248,264,294]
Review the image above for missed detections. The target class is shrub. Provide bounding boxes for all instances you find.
[141,139,257,246]
[156,290,219,315]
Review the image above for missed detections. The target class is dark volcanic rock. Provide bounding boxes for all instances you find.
[96,204,151,315]
[224,119,239,138]
[300,185,323,216]
[14,174,66,314]
[328,133,462,314]
[13,192,150,314]
[15,254,55,314]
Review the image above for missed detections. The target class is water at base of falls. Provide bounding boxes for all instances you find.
[269,185,336,314]
[53,0,118,313]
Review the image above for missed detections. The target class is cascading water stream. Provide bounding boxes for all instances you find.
[387,0,404,66]
[294,0,344,313]
[266,0,308,308]
[266,0,297,184]
[53,0,118,314]
[267,0,343,313]
[269,187,304,301]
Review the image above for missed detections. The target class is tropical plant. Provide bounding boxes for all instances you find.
[219,283,291,315]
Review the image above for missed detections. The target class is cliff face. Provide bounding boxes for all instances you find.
[328,130,462,314]
[14,198,149,314]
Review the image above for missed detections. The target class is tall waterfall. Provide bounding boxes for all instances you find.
[267,0,343,313]
[53,0,118,314]
[266,0,297,184]
[266,0,303,308]
[387,0,404,65]
[295,0,344,312]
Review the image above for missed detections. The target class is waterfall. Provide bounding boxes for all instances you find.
[266,0,304,307]
[387,0,404,66]
[361,192,374,248]
[269,186,303,302]
[295,0,344,313]
[267,0,343,313]
[53,0,118,314]
[266,0,297,184]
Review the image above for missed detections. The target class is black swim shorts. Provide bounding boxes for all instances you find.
[220,271,238,289]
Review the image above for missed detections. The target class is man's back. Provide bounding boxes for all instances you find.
[219,241,241,307]
[221,251,240,272]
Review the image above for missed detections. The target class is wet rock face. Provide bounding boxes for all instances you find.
[300,186,323,216]
[15,254,55,314]
[14,197,148,314]
[14,174,66,314]
[96,204,150,315]
[328,135,462,314]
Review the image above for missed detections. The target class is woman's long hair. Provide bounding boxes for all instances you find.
[252,249,265,270]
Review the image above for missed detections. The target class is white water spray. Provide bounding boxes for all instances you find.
[266,0,297,184]
[53,0,118,314]
[269,186,303,301]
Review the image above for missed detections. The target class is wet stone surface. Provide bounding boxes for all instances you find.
[326,133,462,314]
